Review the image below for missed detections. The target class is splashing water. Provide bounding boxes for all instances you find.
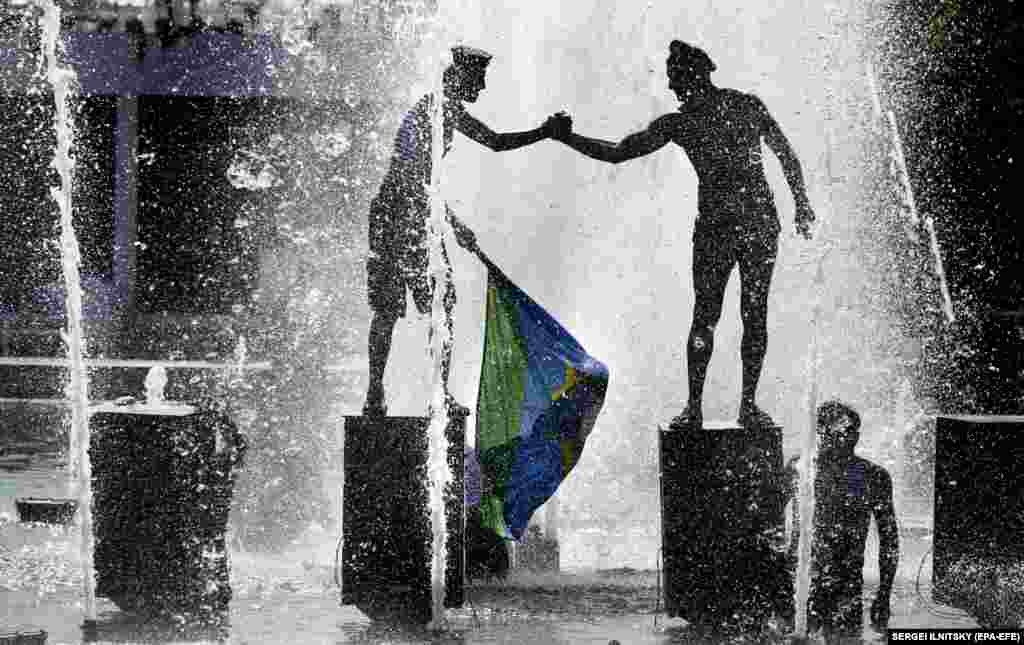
[38,0,96,621]
[425,53,454,632]
[793,252,829,637]
[10,0,959,634]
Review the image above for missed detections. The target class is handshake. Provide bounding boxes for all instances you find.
[542,111,573,142]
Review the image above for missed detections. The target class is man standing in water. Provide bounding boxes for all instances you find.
[364,46,569,416]
[787,401,899,643]
[552,40,815,429]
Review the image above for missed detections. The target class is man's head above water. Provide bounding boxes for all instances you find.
[443,45,492,103]
[666,40,716,104]
[816,399,862,458]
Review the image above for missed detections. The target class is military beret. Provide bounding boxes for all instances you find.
[451,45,493,70]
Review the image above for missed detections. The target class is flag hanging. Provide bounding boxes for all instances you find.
[471,263,609,540]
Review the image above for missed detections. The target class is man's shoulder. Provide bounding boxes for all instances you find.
[399,96,429,129]
[853,454,888,472]
[395,95,438,148]
[718,88,766,111]
[650,111,687,133]
[853,455,894,487]
[403,94,444,122]
[719,87,750,99]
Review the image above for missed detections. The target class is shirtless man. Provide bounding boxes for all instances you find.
[364,46,568,416]
[786,400,899,643]
[553,40,815,429]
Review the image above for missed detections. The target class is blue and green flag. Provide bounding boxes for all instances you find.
[471,263,609,540]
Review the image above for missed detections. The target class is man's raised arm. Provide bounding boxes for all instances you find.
[757,98,816,238]
[555,115,674,164]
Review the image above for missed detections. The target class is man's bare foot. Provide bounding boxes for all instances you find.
[430,393,471,420]
[738,403,775,429]
[669,405,702,431]
[446,393,471,419]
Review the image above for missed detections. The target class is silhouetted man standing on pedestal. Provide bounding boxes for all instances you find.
[553,40,815,429]
[364,46,567,417]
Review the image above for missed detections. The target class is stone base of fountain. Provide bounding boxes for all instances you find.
[341,415,465,624]
[659,421,791,632]
[90,408,246,620]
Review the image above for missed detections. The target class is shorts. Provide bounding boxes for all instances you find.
[366,198,456,319]
[692,191,780,269]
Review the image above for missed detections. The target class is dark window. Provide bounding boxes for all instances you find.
[0,95,115,317]
[135,96,271,314]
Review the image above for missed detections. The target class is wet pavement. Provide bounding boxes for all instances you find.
[1,451,978,644]
[1,576,979,645]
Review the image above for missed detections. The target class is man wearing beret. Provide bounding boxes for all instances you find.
[364,46,570,417]
[552,40,815,430]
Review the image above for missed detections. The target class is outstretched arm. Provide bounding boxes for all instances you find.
[758,98,815,238]
[556,115,674,164]
[453,106,552,152]
[870,468,900,631]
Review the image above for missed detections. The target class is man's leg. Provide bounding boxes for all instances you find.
[364,252,406,416]
[823,594,864,645]
[737,226,779,426]
[439,272,456,394]
[671,223,733,429]
[366,310,399,414]
[416,242,470,418]
[430,279,467,417]
[440,244,470,418]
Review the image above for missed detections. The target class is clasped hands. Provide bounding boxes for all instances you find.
[543,111,573,141]
[540,109,814,239]
[448,114,569,252]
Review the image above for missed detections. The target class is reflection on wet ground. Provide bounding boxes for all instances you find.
[2,585,950,645]
[1,452,976,644]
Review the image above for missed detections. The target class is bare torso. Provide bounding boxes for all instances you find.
[655,88,775,216]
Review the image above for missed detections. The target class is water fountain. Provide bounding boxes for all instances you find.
[1,0,1000,642]
[39,0,97,623]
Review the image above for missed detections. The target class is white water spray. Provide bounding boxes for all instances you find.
[866,61,955,324]
[38,0,95,621]
[792,252,828,638]
[425,72,454,630]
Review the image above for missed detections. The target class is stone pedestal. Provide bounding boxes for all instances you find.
[933,415,1024,627]
[465,505,509,581]
[90,407,245,620]
[341,415,464,623]
[659,421,791,631]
